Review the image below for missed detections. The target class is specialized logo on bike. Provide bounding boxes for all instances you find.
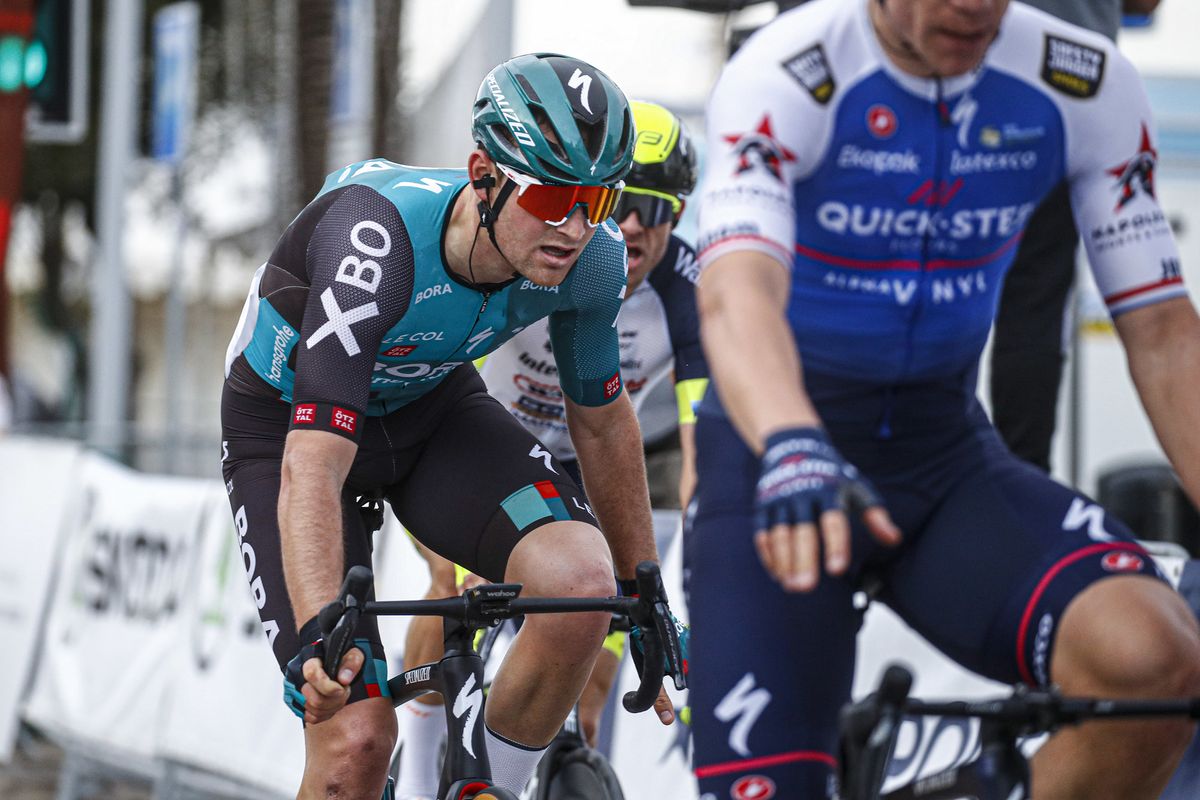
[453,674,485,758]
[731,775,775,800]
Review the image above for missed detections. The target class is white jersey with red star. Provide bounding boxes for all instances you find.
[698,0,1185,383]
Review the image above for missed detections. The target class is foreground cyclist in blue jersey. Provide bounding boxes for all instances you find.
[220,53,679,800]
[689,0,1200,798]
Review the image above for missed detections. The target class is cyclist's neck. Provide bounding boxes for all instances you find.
[444,183,519,287]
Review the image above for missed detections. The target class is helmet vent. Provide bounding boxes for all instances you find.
[530,105,569,163]
[515,74,541,103]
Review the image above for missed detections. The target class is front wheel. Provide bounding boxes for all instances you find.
[446,779,521,800]
[470,788,520,800]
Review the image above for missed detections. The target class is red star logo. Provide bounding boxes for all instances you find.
[722,115,797,182]
[1107,124,1157,211]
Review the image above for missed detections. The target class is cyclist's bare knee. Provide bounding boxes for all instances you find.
[303,697,397,798]
[1051,575,1200,762]
[506,522,614,644]
[506,521,615,598]
[1053,576,1200,693]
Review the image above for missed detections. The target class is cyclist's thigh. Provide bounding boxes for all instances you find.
[221,387,389,704]
[389,374,595,582]
[687,411,858,800]
[883,427,1164,688]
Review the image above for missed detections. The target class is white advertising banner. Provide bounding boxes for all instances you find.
[0,436,83,762]
[157,488,304,795]
[22,451,213,763]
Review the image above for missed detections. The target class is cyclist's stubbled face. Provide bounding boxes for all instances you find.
[872,0,1009,78]
[617,207,672,294]
[496,182,597,288]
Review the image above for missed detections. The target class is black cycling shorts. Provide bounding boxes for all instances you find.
[221,363,595,702]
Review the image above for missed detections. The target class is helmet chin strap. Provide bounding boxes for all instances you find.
[468,173,520,282]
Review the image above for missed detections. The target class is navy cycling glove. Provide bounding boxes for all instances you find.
[754,426,882,531]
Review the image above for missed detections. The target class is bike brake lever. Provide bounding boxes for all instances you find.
[320,565,373,677]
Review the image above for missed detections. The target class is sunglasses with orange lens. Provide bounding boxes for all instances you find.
[497,164,623,228]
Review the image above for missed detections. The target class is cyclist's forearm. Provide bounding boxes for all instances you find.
[1119,298,1200,506]
[569,395,658,577]
[678,422,697,511]
[698,253,821,453]
[279,431,356,627]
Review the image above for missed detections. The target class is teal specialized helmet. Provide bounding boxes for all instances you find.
[473,53,635,187]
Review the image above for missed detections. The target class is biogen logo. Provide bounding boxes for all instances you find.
[331,407,358,434]
[604,373,621,399]
[293,404,316,425]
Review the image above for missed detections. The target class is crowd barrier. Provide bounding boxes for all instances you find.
[1,435,1198,799]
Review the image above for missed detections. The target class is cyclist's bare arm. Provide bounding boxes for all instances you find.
[1115,296,1200,504]
[697,252,819,450]
[280,428,358,623]
[699,252,899,590]
[678,421,697,511]
[280,428,364,719]
[565,391,659,575]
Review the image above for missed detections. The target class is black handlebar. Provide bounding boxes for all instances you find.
[838,663,1200,800]
[319,565,373,677]
[622,561,688,713]
[316,560,685,715]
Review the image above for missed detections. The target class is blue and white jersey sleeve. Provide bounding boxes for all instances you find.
[989,8,1185,317]
[696,1,854,271]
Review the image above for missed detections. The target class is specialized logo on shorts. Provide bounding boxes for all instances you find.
[731,775,776,800]
[714,673,772,757]
[1041,34,1106,98]
[331,406,358,434]
[781,43,835,105]
[1107,124,1157,211]
[293,404,316,425]
[1101,551,1145,573]
[866,105,897,139]
[722,115,797,182]
[604,371,622,398]
[382,344,417,358]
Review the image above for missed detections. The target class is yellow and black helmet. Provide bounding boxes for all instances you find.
[627,100,698,199]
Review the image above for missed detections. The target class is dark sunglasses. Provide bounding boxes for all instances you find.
[614,189,682,227]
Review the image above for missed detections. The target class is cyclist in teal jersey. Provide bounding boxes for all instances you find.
[220,53,678,799]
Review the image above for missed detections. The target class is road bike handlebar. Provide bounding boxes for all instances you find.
[838,663,1200,800]
[317,561,685,715]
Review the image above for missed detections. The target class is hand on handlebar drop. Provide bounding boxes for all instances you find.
[283,616,365,725]
[754,427,901,592]
[630,614,689,725]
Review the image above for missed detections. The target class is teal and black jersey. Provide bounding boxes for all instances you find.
[224,159,628,439]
